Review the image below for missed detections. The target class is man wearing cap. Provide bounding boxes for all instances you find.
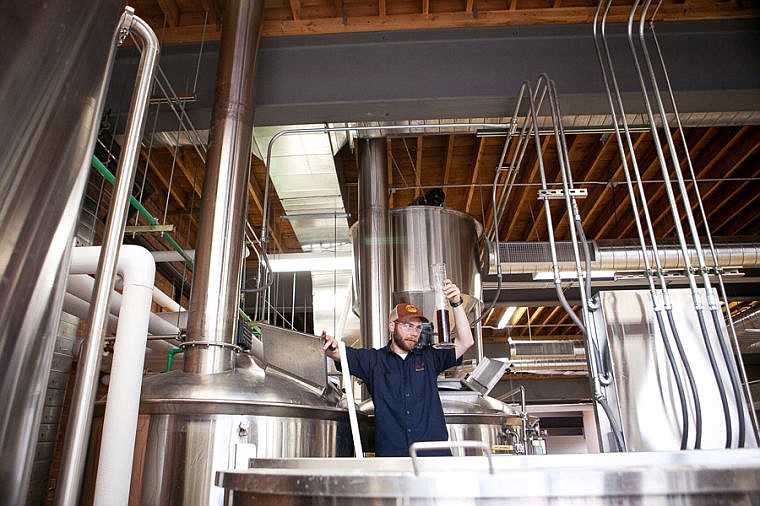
[322,279,474,457]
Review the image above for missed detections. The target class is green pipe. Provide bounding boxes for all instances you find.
[92,155,194,264]
[92,155,253,325]
[166,348,184,371]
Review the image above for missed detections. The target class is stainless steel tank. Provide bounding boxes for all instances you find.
[440,391,541,455]
[358,391,539,456]
[85,355,353,505]
[217,449,760,505]
[0,2,123,504]
[390,206,484,325]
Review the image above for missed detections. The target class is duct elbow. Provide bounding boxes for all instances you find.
[117,245,156,289]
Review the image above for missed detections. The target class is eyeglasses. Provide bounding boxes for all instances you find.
[394,321,423,333]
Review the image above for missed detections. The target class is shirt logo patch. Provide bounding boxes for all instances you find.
[414,358,425,371]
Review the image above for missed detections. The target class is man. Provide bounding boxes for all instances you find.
[322,279,474,457]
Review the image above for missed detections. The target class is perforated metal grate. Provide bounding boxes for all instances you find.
[497,241,595,263]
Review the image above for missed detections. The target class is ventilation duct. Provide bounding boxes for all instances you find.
[507,338,587,373]
[488,241,760,274]
[251,125,354,339]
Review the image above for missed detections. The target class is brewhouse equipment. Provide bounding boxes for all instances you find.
[217,449,760,505]
[86,326,353,505]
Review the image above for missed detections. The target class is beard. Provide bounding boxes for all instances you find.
[391,331,418,353]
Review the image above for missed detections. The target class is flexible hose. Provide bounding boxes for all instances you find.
[654,310,689,449]
[597,394,626,452]
[666,309,702,448]
[695,309,732,447]
[710,308,746,447]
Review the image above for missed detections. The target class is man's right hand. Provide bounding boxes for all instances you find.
[321,330,340,360]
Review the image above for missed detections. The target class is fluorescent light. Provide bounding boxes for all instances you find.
[532,270,616,280]
[267,252,353,273]
[497,307,517,329]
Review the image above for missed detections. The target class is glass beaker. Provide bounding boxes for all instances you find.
[432,262,454,349]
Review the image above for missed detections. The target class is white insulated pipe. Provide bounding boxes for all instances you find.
[66,274,181,335]
[68,245,155,506]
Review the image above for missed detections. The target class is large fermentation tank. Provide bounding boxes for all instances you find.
[0,2,124,504]
[86,355,353,505]
[390,206,484,336]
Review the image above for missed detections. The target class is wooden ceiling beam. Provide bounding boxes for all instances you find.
[248,160,284,254]
[661,127,760,237]
[595,133,654,239]
[288,0,302,20]
[387,138,395,208]
[140,146,188,210]
[512,136,550,241]
[544,305,566,336]
[648,127,744,232]
[157,0,181,27]
[442,134,455,187]
[146,2,759,43]
[465,137,486,214]
[168,146,204,199]
[706,178,760,236]
[549,135,581,239]
[415,135,423,198]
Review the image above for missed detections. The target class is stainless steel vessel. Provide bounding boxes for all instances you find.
[0,2,123,504]
[358,390,541,456]
[390,206,484,322]
[217,449,760,505]
[90,355,353,505]
[440,391,542,455]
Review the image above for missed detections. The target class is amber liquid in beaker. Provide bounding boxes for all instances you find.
[435,308,454,348]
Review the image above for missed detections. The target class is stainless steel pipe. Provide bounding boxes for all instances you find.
[357,138,391,349]
[184,0,265,374]
[55,9,159,506]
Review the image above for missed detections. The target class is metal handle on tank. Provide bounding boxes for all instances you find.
[409,441,494,476]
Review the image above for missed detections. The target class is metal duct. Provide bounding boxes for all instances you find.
[357,138,391,349]
[0,2,123,504]
[488,241,760,274]
[507,339,588,372]
[734,306,760,350]
[185,0,264,374]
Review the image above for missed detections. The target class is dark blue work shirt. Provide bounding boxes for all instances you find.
[342,344,460,457]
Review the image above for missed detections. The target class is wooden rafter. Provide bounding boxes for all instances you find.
[387,138,395,208]
[140,146,187,210]
[465,137,486,214]
[143,2,760,43]
[167,146,204,199]
[414,136,423,198]
[157,0,181,27]
[288,0,302,20]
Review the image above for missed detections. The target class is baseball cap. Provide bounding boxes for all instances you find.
[389,303,429,323]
